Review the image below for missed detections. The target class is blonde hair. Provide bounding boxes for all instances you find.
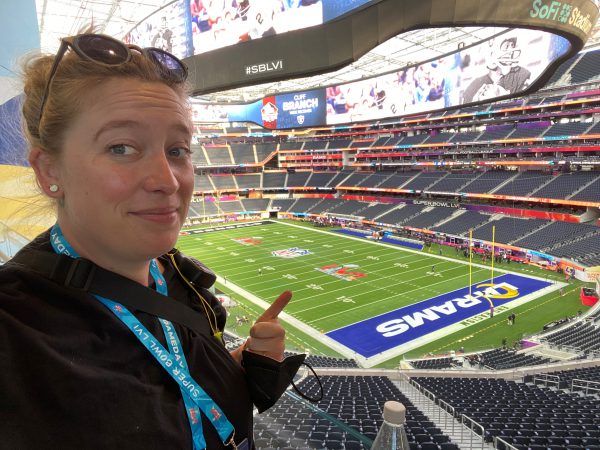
[21,37,190,156]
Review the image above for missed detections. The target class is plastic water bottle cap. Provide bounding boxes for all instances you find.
[383,401,406,425]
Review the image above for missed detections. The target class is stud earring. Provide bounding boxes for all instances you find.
[49,184,59,193]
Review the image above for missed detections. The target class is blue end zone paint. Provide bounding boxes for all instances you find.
[326,273,552,358]
[333,228,424,250]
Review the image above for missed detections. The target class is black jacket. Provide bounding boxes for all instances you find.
[0,231,254,449]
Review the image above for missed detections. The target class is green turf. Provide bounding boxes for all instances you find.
[177,220,589,367]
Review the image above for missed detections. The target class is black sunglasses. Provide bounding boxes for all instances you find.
[38,33,188,127]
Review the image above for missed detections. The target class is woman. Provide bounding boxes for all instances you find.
[0,33,302,449]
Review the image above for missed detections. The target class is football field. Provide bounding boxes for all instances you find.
[177,220,562,366]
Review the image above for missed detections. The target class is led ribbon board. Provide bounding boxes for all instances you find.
[187,0,598,128]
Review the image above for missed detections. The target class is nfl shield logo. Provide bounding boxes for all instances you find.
[272,247,311,258]
[297,115,305,125]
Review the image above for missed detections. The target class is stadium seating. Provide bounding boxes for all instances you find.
[205,145,233,165]
[542,321,600,353]
[471,217,549,243]
[377,171,421,189]
[241,198,270,212]
[359,203,397,221]
[530,171,599,200]
[549,233,600,266]
[412,376,600,447]
[254,375,457,450]
[337,172,371,187]
[355,173,390,188]
[271,199,295,212]
[567,50,600,84]
[376,204,426,226]
[309,199,346,215]
[461,170,515,194]
[234,173,262,190]
[208,174,236,191]
[263,172,287,189]
[256,143,278,163]
[543,121,592,137]
[289,198,322,213]
[507,123,548,140]
[403,207,457,230]
[191,144,208,165]
[493,171,554,196]
[511,221,599,252]
[403,171,447,191]
[432,211,488,236]
[529,365,600,388]
[303,140,328,150]
[287,172,311,187]
[279,141,301,150]
[476,126,514,141]
[229,143,254,165]
[409,357,455,370]
[569,176,600,202]
[327,200,365,216]
[285,353,360,368]
[327,139,352,149]
[194,174,214,191]
[425,172,473,193]
[305,172,337,188]
[475,348,555,370]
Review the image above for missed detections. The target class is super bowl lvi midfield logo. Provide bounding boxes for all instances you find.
[316,264,366,281]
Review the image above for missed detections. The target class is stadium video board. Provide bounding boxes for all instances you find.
[183,0,598,95]
[191,28,572,129]
[127,0,598,96]
[124,0,376,59]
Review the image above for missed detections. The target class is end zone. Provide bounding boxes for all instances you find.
[326,273,564,367]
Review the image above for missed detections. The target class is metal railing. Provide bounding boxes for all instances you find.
[436,399,457,434]
[572,378,600,395]
[494,436,518,450]
[532,373,561,388]
[460,414,486,450]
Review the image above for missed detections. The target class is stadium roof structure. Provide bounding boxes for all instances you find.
[38,0,600,104]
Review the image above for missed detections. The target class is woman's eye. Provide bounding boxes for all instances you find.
[109,144,137,156]
[168,147,191,158]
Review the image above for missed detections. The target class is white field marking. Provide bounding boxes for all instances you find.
[354,281,566,368]
[215,254,459,298]
[183,222,564,366]
[297,266,489,317]
[222,248,437,281]
[182,222,557,308]
[276,220,554,283]
[291,264,474,309]
[183,236,470,299]
[184,240,427,285]
[214,276,358,359]
[194,244,421,275]
[185,230,433,274]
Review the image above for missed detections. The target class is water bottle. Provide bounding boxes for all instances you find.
[370,401,410,450]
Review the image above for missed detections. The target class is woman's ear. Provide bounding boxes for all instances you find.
[29,147,62,197]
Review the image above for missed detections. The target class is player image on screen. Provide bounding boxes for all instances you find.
[190,0,323,54]
[124,2,190,59]
[462,36,531,104]
[244,0,283,39]
[151,16,174,53]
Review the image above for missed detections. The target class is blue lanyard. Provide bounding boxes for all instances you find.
[50,225,235,449]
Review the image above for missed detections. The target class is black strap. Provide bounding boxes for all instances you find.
[10,250,213,338]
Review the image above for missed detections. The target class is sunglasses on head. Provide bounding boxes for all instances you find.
[38,33,188,127]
